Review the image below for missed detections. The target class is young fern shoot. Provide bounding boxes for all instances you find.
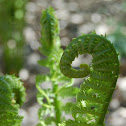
[59,32,119,126]
[0,75,25,126]
[36,7,79,126]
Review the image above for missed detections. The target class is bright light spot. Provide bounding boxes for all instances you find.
[70,14,83,24]
[7,40,16,49]
[78,23,95,34]
[27,53,40,65]
[81,100,86,107]
[72,54,92,67]
[30,40,40,50]
[24,27,36,43]
[118,77,126,91]
[56,10,70,20]
[120,108,126,118]
[15,9,24,19]
[61,37,70,46]
[96,24,109,35]
[117,77,126,100]
[76,113,79,118]
[110,99,120,109]
[19,69,29,81]
[91,13,101,23]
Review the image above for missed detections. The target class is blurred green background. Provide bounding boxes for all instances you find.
[0,0,27,75]
[0,0,126,126]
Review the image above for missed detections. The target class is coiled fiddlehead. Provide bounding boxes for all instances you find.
[60,32,119,126]
[0,75,25,126]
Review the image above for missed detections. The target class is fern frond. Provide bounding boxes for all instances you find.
[0,75,25,126]
[60,33,119,126]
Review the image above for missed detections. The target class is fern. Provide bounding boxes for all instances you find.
[36,6,79,126]
[40,6,60,55]
[0,75,25,126]
[59,31,119,126]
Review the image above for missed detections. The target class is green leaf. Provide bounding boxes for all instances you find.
[58,87,79,98]
[38,106,55,125]
[36,74,50,85]
[36,92,44,106]
[38,59,50,67]
[62,102,76,114]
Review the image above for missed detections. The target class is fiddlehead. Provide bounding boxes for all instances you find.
[0,75,25,126]
[40,6,60,55]
[60,32,119,126]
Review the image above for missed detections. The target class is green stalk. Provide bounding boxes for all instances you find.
[42,103,52,108]
[53,82,61,126]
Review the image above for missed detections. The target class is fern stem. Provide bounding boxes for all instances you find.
[97,88,115,125]
[42,103,52,108]
[53,82,61,126]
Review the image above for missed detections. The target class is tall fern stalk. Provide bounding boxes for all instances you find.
[36,7,79,126]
